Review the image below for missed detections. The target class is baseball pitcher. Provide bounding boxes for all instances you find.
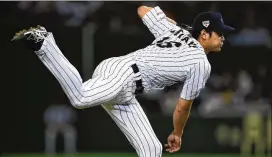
[12,5,234,157]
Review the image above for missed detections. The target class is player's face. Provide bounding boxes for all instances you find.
[208,31,225,52]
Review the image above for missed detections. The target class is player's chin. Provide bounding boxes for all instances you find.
[214,47,222,52]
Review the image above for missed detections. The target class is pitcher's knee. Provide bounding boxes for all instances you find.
[70,97,98,109]
[70,98,87,109]
[71,102,85,109]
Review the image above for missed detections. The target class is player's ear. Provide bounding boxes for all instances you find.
[200,29,209,40]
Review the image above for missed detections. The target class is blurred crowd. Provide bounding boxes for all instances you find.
[4,1,272,47]
[6,1,271,117]
[5,1,271,49]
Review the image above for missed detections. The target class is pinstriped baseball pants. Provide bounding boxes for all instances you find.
[35,33,162,157]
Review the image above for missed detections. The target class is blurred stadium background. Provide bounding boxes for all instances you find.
[1,1,271,157]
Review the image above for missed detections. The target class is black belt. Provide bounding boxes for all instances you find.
[131,64,144,95]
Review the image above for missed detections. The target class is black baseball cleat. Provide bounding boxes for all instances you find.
[11,25,48,51]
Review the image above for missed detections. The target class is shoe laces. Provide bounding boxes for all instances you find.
[26,29,47,43]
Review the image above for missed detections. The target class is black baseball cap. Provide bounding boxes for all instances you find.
[192,11,235,35]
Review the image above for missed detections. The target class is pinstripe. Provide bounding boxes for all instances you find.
[85,71,102,87]
[153,7,174,30]
[146,57,206,63]
[203,61,207,80]
[139,49,201,55]
[149,11,168,31]
[33,5,212,155]
[142,6,178,38]
[84,57,127,89]
[203,61,211,87]
[83,58,107,87]
[49,37,74,68]
[129,104,155,157]
[39,39,154,156]
[144,14,160,37]
[179,59,210,100]
[38,36,138,107]
[146,13,164,34]
[42,46,84,105]
[81,62,134,106]
[134,104,162,157]
[143,51,205,58]
[44,45,84,99]
[188,67,195,99]
[102,58,116,78]
[191,64,197,100]
[140,7,207,97]
[125,103,151,157]
[41,56,77,105]
[144,15,157,35]
[121,104,147,157]
[123,133,141,156]
[200,61,206,88]
[150,69,187,74]
[83,76,101,91]
[48,39,82,87]
[202,61,207,82]
[103,107,142,156]
[152,71,184,85]
[84,59,133,93]
[116,74,136,101]
[115,105,144,157]
[130,102,157,157]
[39,41,162,156]
[97,58,107,74]
[195,62,201,99]
[185,67,191,99]
[189,64,197,100]
[89,72,134,104]
[49,39,82,81]
[153,62,197,68]
[107,58,124,79]
[205,61,211,80]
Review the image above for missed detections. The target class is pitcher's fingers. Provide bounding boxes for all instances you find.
[165,148,171,152]
[166,148,174,152]
[168,141,172,148]
[170,147,180,153]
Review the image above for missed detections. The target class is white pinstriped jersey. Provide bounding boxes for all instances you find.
[27,7,211,157]
[130,6,211,100]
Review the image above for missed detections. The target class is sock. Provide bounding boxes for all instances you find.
[24,35,45,51]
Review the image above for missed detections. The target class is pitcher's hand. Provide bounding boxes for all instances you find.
[164,131,182,153]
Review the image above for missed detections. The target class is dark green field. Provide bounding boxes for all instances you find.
[3,153,271,157]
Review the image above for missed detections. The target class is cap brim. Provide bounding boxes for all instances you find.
[222,25,235,32]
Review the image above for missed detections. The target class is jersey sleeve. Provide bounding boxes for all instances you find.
[180,59,211,100]
[141,6,176,38]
